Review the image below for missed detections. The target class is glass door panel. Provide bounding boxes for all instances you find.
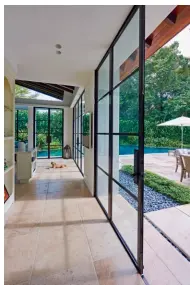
[35,108,63,158]
[50,109,63,158]
[35,108,49,158]
[50,132,63,158]
[95,6,145,273]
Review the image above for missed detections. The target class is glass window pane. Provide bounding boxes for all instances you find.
[50,109,63,121]
[113,71,139,133]
[36,120,48,134]
[112,180,137,259]
[50,121,62,133]
[36,109,48,120]
[50,147,62,157]
[18,121,28,132]
[98,95,109,133]
[112,135,138,198]
[18,132,28,142]
[113,9,139,87]
[98,55,110,99]
[17,110,28,121]
[50,134,62,145]
[82,95,85,114]
[79,115,81,134]
[97,168,109,213]
[97,135,109,173]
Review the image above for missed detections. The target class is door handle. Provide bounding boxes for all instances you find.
[46,135,52,144]
[134,149,140,184]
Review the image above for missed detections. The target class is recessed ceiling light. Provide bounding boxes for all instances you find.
[55,44,62,49]
[56,50,61,55]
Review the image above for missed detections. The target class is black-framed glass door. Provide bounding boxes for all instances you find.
[94,6,145,274]
[73,92,85,175]
[34,107,64,158]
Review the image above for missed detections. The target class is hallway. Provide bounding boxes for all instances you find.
[4,159,144,285]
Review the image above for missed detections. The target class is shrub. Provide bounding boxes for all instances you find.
[121,165,190,204]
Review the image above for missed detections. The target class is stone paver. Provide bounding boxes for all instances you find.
[176,204,190,216]
[119,153,190,187]
[145,206,190,259]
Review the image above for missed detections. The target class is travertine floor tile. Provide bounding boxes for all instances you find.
[4,232,38,285]
[94,251,144,285]
[5,159,144,285]
[31,261,99,285]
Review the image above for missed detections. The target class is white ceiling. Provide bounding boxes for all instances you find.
[4,5,133,87]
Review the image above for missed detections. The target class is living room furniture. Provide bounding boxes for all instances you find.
[15,147,37,183]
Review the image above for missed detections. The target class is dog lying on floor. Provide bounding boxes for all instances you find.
[51,162,67,168]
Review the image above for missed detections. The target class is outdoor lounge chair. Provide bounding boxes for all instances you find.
[180,155,190,182]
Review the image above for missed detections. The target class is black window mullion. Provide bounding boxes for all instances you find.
[108,48,113,219]
[94,70,98,197]
[80,97,82,172]
[62,109,64,158]
[137,5,145,275]
[72,90,85,175]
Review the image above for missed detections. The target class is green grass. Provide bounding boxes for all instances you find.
[121,165,190,204]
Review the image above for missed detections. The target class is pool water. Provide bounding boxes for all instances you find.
[37,146,174,158]
[37,149,62,158]
[119,145,174,155]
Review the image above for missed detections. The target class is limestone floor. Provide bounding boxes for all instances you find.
[4,159,144,285]
[119,153,190,186]
[100,194,190,285]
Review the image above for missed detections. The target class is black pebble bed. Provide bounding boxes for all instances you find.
[119,171,179,213]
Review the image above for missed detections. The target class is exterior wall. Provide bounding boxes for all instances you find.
[83,73,94,195]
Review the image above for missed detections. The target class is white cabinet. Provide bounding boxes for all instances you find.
[16,148,37,183]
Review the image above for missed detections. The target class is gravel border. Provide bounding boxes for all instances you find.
[119,171,179,213]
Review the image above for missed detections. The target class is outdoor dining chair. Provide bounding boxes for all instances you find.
[180,155,190,182]
[175,149,189,173]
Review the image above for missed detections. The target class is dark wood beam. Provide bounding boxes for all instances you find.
[60,85,75,93]
[166,10,177,25]
[120,5,190,81]
[15,80,64,100]
[145,35,153,48]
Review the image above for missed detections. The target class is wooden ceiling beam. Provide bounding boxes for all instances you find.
[60,85,75,93]
[120,5,190,81]
[15,80,64,100]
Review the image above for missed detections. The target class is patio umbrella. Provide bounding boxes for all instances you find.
[157,116,190,148]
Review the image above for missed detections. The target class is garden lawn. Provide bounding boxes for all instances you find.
[121,165,190,204]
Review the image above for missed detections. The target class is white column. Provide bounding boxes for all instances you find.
[28,107,33,149]
[64,108,73,154]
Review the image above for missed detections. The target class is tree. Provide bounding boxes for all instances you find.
[119,41,190,147]
[15,84,39,99]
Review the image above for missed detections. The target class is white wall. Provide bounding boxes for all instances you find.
[4,57,16,215]
[64,108,73,152]
[28,106,33,149]
[83,72,94,195]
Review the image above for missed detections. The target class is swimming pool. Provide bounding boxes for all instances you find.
[119,145,174,155]
[37,149,63,158]
[37,146,174,158]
